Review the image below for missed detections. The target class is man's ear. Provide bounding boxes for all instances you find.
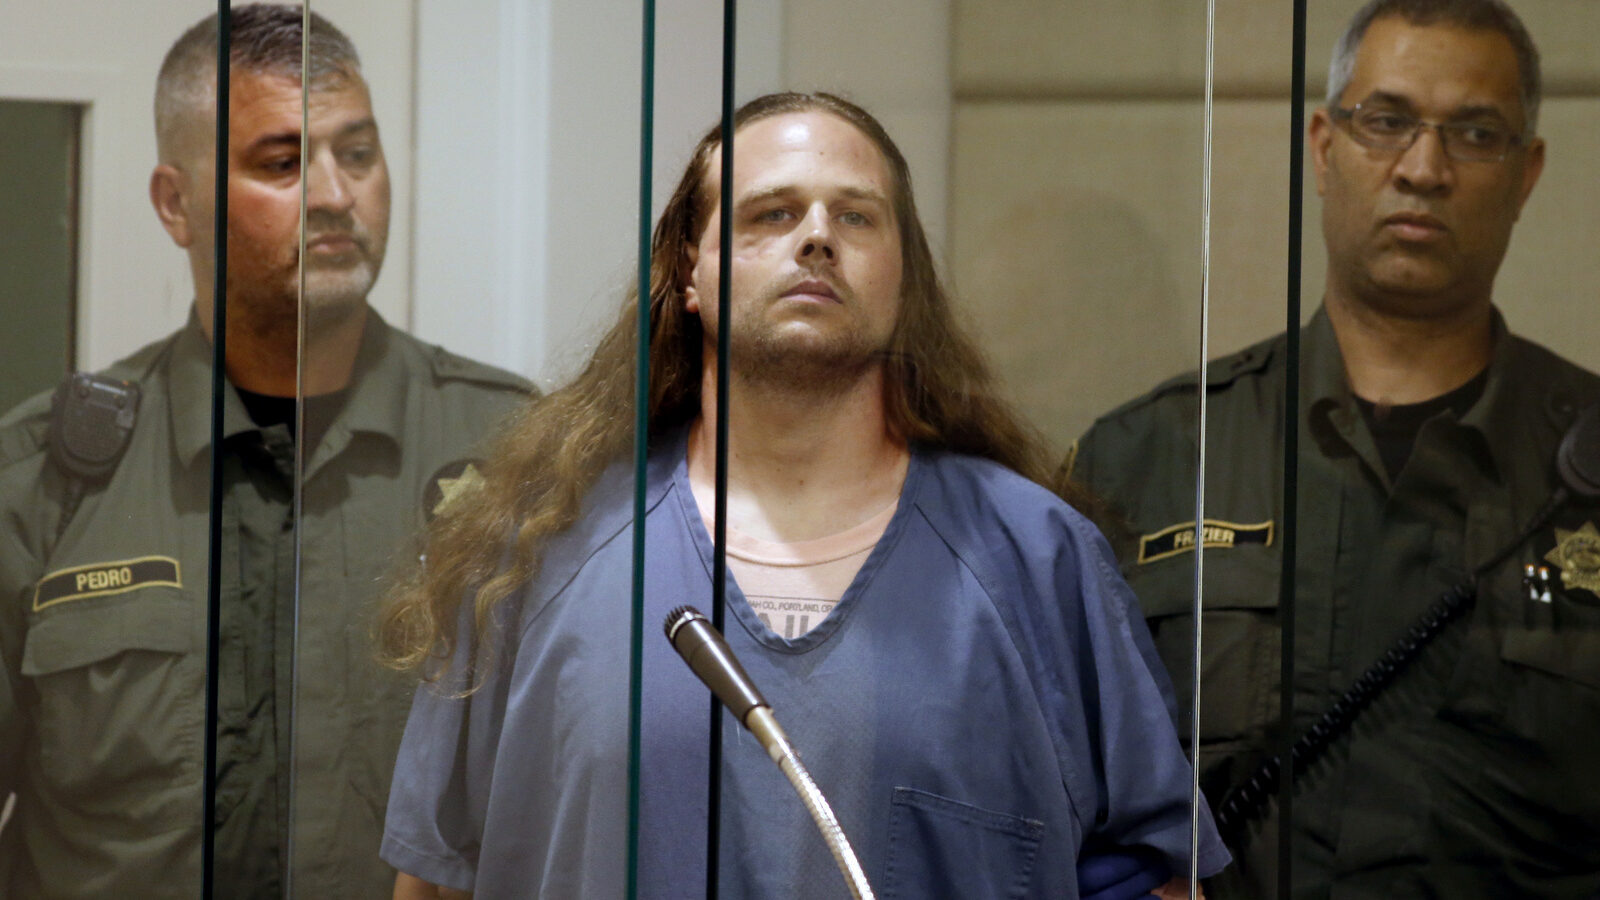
[1513,135,1545,218]
[150,164,195,248]
[682,242,701,314]
[1308,107,1334,197]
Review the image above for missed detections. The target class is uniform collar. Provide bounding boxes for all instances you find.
[1303,303,1513,484]
[169,307,405,470]
[1466,312,1552,484]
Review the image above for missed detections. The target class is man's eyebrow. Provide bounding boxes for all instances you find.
[736,183,890,207]
[1360,91,1511,123]
[1445,103,1513,124]
[1359,90,1418,111]
[335,117,380,140]
[243,118,379,154]
[244,131,301,154]
[836,185,890,205]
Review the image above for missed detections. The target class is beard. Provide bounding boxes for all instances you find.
[300,208,385,318]
[732,323,883,396]
[711,275,893,398]
[225,209,384,338]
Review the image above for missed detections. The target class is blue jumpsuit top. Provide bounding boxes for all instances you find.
[382,431,1229,897]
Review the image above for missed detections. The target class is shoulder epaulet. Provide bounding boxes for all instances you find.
[1499,333,1600,433]
[1096,333,1283,422]
[0,330,174,473]
[429,346,538,396]
[0,394,52,468]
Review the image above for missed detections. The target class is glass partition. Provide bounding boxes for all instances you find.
[8,1,1594,898]
[294,0,1221,897]
[1,3,224,898]
[289,0,646,896]
[947,0,1220,894]
[1207,1,1600,898]
[1275,2,1600,898]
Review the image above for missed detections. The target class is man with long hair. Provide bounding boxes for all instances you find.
[380,92,1226,897]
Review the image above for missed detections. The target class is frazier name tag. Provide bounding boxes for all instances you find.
[1138,519,1274,564]
[34,556,182,612]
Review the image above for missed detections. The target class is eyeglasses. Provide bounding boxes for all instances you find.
[1330,102,1526,162]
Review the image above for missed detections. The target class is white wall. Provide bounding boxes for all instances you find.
[1,0,415,371]
[6,1,952,387]
[411,0,787,386]
[2,3,201,370]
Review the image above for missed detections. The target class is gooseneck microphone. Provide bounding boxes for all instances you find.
[664,606,875,900]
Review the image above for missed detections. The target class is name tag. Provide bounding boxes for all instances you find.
[1138,519,1273,564]
[33,556,182,612]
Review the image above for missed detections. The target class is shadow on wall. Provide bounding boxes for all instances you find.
[962,188,1190,453]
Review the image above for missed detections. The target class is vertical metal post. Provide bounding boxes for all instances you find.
[1279,0,1310,896]
[627,2,658,897]
[1189,0,1218,893]
[706,2,737,896]
[201,3,231,896]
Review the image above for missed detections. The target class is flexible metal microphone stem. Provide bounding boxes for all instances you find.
[665,606,875,900]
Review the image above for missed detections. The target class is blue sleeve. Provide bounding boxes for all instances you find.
[1071,517,1232,880]
[1077,840,1171,900]
[380,604,509,892]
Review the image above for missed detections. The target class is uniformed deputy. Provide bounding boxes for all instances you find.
[1071,1,1600,897]
[0,6,530,897]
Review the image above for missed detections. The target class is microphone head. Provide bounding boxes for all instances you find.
[661,604,768,721]
[664,605,704,643]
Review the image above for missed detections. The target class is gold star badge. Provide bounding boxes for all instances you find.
[1545,521,1600,594]
[431,462,486,519]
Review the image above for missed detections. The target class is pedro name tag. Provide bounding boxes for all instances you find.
[34,556,182,612]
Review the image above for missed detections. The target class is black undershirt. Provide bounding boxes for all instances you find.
[235,387,347,451]
[1354,368,1488,481]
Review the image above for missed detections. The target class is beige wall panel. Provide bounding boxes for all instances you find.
[1209,99,1321,358]
[782,0,952,254]
[953,1,1600,98]
[1490,96,1600,371]
[949,100,1205,451]
[950,94,1597,450]
[953,2,1210,97]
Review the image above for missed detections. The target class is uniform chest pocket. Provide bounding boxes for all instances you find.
[1128,547,1281,737]
[21,588,202,815]
[882,787,1044,899]
[1496,577,1600,693]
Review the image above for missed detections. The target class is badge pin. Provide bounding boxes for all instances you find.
[424,459,487,522]
[1544,521,1600,594]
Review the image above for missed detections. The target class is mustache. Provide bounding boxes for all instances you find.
[771,270,851,304]
[302,211,372,249]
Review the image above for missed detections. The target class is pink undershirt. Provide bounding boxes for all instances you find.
[691,481,897,640]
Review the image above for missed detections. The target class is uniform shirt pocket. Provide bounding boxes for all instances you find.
[882,787,1044,900]
[21,587,202,816]
[1501,628,1600,690]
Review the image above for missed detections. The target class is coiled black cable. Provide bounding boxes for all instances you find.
[1213,581,1475,844]
[1212,405,1597,848]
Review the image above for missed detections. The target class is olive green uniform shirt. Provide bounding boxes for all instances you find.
[0,313,530,898]
[1073,308,1600,899]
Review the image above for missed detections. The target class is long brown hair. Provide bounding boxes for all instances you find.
[378,92,1095,682]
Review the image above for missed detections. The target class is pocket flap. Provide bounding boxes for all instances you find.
[1501,628,1600,691]
[1128,545,1282,619]
[22,588,195,676]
